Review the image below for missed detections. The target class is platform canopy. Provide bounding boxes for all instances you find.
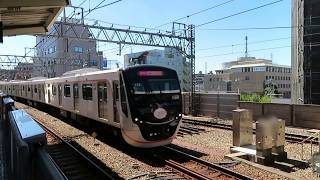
[0,0,70,36]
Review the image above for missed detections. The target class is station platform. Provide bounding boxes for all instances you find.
[0,120,7,180]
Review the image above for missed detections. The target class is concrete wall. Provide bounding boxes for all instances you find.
[183,92,320,129]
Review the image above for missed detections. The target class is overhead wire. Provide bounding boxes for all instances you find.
[83,0,124,18]
[197,37,291,51]
[199,24,320,31]
[154,0,237,28]
[196,0,285,28]
[198,45,291,58]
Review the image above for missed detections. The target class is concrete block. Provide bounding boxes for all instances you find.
[232,109,253,147]
[256,120,273,151]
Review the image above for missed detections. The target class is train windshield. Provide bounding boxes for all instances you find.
[130,78,180,95]
[123,67,182,123]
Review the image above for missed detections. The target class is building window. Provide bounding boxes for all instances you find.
[90,60,97,66]
[74,47,84,53]
[82,84,93,100]
[34,87,37,93]
[64,84,71,97]
[245,76,250,80]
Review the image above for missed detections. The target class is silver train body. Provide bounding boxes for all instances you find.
[0,65,183,148]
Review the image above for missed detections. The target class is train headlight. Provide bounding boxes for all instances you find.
[134,118,138,122]
[178,114,182,117]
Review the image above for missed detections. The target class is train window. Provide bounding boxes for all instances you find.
[73,84,79,98]
[64,84,71,97]
[82,84,93,100]
[52,86,57,95]
[98,83,107,101]
[120,76,128,116]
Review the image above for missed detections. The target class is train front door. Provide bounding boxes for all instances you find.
[73,83,79,111]
[113,81,120,123]
[58,84,62,106]
[98,82,107,118]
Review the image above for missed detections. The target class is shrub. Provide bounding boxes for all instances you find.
[240,94,271,103]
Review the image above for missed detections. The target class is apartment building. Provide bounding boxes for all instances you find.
[34,18,103,78]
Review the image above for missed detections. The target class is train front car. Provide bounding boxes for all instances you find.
[120,66,182,148]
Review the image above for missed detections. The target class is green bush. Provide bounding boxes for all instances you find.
[240,94,271,103]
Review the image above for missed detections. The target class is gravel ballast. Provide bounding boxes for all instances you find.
[180,116,320,179]
[15,102,165,179]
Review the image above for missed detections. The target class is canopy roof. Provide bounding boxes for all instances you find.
[0,0,70,36]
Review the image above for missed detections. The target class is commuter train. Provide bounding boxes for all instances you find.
[0,65,182,148]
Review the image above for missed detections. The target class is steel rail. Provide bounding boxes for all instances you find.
[35,119,114,180]
[182,118,319,144]
[163,145,253,180]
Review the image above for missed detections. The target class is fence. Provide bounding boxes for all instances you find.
[0,94,64,180]
[183,92,320,129]
[182,92,240,119]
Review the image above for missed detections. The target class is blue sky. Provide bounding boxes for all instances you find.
[0,0,291,72]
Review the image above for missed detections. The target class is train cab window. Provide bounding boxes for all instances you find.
[73,84,79,98]
[82,84,93,100]
[64,84,71,97]
[120,76,128,116]
[52,86,57,95]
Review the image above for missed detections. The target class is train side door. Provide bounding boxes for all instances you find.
[58,84,62,106]
[73,83,79,111]
[98,82,108,118]
[38,84,41,100]
[48,87,51,103]
[113,81,120,123]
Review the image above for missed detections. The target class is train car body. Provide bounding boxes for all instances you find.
[0,65,182,148]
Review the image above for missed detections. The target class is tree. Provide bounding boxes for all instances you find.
[264,79,279,95]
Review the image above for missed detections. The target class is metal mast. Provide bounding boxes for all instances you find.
[245,35,248,58]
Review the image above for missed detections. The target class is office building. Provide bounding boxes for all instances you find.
[292,0,320,104]
[204,57,291,97]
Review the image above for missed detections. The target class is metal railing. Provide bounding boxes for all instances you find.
[300,131,320,161]
[0,94,65,180]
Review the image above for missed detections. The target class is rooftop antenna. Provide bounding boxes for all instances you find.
[270,53,273,61]
[205,62,208,74]
[245,35,248,58]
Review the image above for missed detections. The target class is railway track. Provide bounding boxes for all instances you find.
[36,120,115,180]
[178,125,206,137]
[161,145,253,180]
[182,118,319,144]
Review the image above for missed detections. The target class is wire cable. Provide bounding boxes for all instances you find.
[155,0,236,28]
[198,45,290,58]
[197,37,291,51]
[196,0,284,28]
